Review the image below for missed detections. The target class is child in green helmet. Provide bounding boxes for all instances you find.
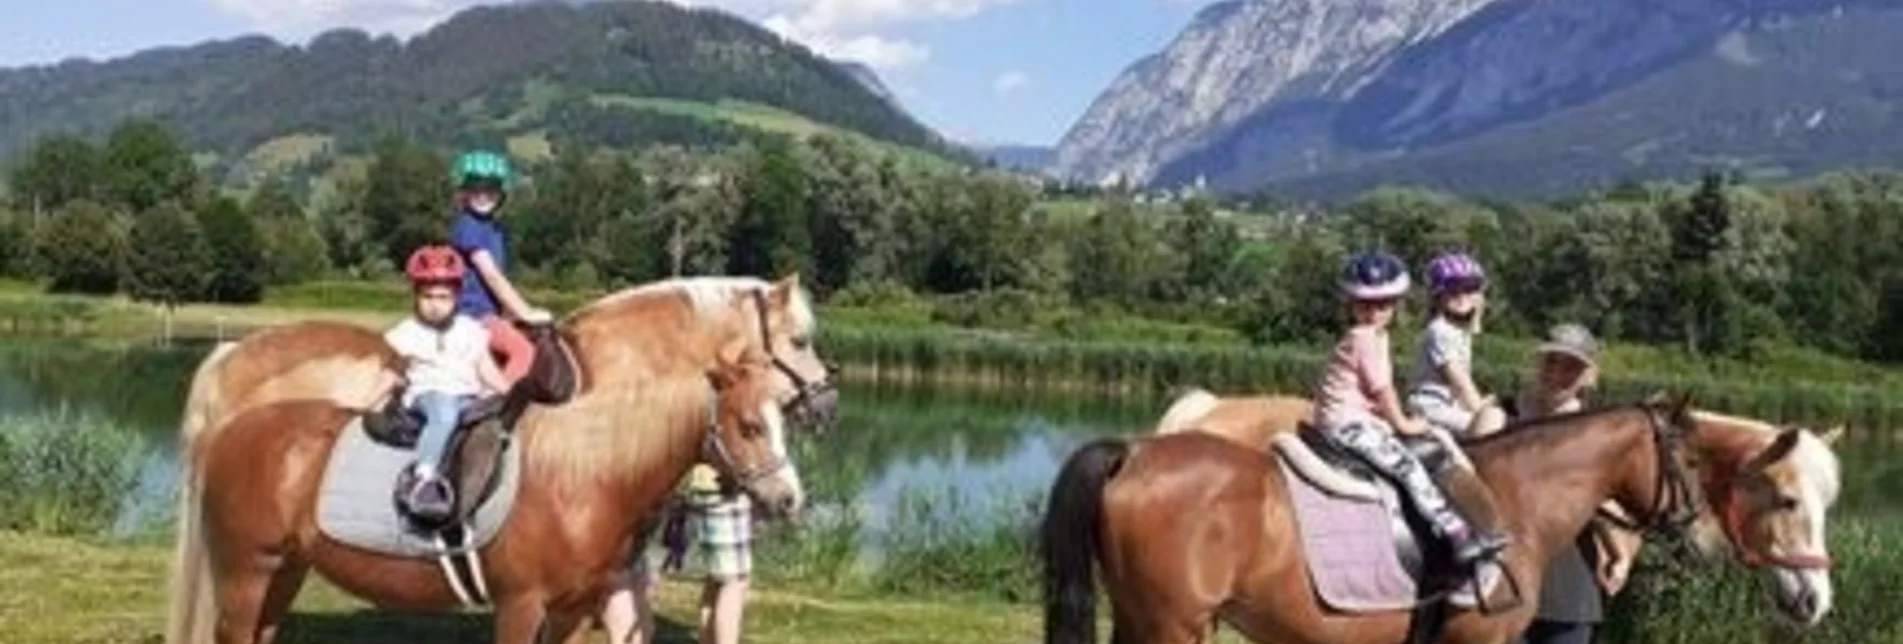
[448,150,550,386]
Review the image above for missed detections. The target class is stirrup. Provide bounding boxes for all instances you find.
[1469,558,1525,616]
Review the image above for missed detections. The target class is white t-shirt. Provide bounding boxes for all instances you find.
[384,316,491,405]
[1409,316,1472,402]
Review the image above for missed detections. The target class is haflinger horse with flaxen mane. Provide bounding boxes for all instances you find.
[1043,394,1730,644]
[1149,387,1844,623]
[164,275,840,644]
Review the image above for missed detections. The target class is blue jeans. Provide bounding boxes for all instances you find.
[413,391,473,473]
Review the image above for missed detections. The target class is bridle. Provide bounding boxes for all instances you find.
[749,289,839,428]
[1712,458,1834,570]
[700,388,790,493]
[1597,416,1834,571]
[1595,404,1703,548]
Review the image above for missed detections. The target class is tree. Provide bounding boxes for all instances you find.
[122,202,211,306]
[8,134,100,212]
[102,120,199,212]
[362,137,450,268]
[1068,199,1170,306]
[727,138,810,278]
[260,218,332,285]
[0,208,26,277]
[1166,197,1242,301]
[34,201,127,294]
[246,176,304,221]
[198,197,266,302]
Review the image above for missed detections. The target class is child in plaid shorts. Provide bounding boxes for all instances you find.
[673,464,754,644]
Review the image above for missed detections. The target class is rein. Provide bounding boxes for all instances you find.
[1595,406,1702,545]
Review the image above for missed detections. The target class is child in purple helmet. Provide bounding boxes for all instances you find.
[1406,251,1508,439]
[1310,251,1508,571]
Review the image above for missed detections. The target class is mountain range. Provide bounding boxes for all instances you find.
[1051,0,1903,199]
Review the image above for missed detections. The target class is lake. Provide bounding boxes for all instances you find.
[2,336,1898,548]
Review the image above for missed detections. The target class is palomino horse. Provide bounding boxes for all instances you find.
[165,276,840,644]
[1147,388,1845,620]
[1042,396,1706,644]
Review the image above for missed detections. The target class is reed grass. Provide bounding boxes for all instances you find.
[0,410,149,535]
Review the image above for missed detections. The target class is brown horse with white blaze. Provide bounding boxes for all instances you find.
[1148,388,1846,625]
[165,275,839,644]
[1042,396,1707,644]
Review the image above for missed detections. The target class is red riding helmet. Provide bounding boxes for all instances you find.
[405,245,466,286]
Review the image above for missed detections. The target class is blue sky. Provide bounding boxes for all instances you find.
[0,0,1217,146]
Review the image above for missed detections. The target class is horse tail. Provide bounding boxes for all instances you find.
[1155,387,1219,435]
[179,341,238,449]
[164,464,214,644]
[1041,438,1130,644]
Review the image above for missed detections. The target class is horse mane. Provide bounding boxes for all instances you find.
[1460,403,1649,451]
[573,276,817,337]
[522,276,814,491]
[1688,410,1843,506]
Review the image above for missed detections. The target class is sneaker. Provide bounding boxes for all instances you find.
[405,474,455,522]
[1450,527,1509,567]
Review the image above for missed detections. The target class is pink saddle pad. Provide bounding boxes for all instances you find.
[1280,458,1500,613]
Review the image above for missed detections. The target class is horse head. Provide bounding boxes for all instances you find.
[703,340,806,520]
[741,274,840,433]
[1685,413,1844,626]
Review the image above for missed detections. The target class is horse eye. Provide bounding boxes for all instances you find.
[1774,495,1799,512]
[791,335,812,349]
[743,421,765,438]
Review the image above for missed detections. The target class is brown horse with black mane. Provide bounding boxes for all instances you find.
[1042,396,1708,644]
[165,275,839,644]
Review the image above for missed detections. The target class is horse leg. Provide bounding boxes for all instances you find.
[493,597,547,644]
[252,562,309,644]
[535,611,589,644]
[211,563,274,644]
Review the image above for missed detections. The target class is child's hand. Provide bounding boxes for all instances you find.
[1395,417,1429,436]
[519,307,553,325]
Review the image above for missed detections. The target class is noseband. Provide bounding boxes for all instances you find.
[749,289,838,424]
[700,390,790,492]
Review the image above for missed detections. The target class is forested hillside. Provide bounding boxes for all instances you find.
[0,1,954,171]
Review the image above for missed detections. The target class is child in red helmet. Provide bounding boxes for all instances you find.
[387,244,512,522]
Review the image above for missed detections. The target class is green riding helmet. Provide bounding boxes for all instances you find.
[453,151,514,192]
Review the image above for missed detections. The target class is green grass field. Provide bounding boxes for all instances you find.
[0,532,1041,644]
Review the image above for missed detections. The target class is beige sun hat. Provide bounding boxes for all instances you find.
[1535,323,1600,367]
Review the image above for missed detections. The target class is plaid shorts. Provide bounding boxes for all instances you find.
[690,492,753,581]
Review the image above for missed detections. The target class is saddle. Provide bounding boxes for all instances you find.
[362,321,582,531]
[1271,424,1519,623]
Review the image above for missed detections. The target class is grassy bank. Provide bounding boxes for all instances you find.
[0,531,1038,644]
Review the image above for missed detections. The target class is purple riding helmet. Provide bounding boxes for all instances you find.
[1425,251,1487,296]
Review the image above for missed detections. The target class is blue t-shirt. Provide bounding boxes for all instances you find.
[449,210,507,318]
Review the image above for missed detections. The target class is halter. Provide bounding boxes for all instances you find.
[1714,460,1834,570]
[1594,404,1703,547]
[700,390,790,492]
[748,289,839,427]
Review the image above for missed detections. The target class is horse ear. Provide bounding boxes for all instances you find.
[705,363,738,391]
[1747,429,1802,471]
[770,273,802,309]
[716,336,750,367]
[1817,425,1845,447]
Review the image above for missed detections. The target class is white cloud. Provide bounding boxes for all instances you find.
[204,0,487,39]
[992,70,1028,94]
[203,0,1027,73]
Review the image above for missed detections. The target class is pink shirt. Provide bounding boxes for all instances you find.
[1312,326,1394,429]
